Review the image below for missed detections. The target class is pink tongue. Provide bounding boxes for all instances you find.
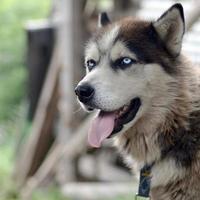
[88,112,115,148]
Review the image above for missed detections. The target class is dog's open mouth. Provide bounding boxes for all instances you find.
[88,98,141,148]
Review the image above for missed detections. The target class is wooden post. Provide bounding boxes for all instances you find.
[14,43,60,187]
[26,20,55,120]
[16,0,86,190]
[20,114,94,200]
[55,0,85,184]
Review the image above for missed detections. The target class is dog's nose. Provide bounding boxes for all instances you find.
[75,84,95,103]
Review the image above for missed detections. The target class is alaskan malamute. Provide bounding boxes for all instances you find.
[75,4,200,199]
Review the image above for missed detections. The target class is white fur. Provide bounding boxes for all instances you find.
[98,25,119,52]
[110,41,137,61]
[151,158,186,188]
[85,42,99,63]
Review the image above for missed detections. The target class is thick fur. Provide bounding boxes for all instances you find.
[77,4,200,199]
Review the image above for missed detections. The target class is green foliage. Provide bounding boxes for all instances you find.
[0,133,67,198]
[0,142,67,200]
[32,188,69,200]
[116,196,135,200]
[0,1,68,200]
[0,142,13,184]
[0,0,50,121]
[0,140,18,200]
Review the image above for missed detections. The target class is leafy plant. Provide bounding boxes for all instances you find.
[0,0,50,121]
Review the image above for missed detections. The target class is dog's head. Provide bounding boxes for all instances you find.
[75,4,185,147]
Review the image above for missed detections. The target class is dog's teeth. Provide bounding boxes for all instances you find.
[123,106,127,111]
[116,113,120,118]
[116,104,130,118]
[123,105,128,112]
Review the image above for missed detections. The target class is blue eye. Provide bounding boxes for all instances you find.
[122,57,132,65]
[86,59,96,71]
[113,57,137,69]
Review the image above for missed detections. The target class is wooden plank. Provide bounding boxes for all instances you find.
[20,114,94,200]
[18,0,86,192]
[14,43,61,187]
[61,182,137,200]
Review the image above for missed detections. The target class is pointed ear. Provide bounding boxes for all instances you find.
[153,3,185,57]
[98,12,111,28]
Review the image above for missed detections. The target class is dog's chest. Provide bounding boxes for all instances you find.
[150,176,200,200]
[115,125,161,166]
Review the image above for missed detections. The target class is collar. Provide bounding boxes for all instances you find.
[135,163,154,200]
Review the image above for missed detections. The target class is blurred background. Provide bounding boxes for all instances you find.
[0,0,200,199]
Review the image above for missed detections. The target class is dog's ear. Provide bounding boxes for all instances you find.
[153,3,185,57]
[98,12,111,28]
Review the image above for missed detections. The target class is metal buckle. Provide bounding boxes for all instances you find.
[135,194,150,200]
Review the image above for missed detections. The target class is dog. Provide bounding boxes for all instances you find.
[75,3,200,199]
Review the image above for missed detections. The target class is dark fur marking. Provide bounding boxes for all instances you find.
[118,19,179,74]
[110,57,137,70]
[159,111,200,168]
[89,15,184,74]
[99,12,111,27]
[123,138,130,151]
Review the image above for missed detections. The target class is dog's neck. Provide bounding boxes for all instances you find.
[115,82,190,162]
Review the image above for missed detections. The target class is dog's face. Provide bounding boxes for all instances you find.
[75,4,185,147]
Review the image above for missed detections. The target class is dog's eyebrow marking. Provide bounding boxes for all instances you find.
[98,25,119,53]
[85,42,100,62]
[110,40,137,61]
[124,41,149,63]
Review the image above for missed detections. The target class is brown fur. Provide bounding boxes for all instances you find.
[115,60,200,199]
[81,5,200,199]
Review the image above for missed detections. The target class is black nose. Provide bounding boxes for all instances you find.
[75,84,95,103]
